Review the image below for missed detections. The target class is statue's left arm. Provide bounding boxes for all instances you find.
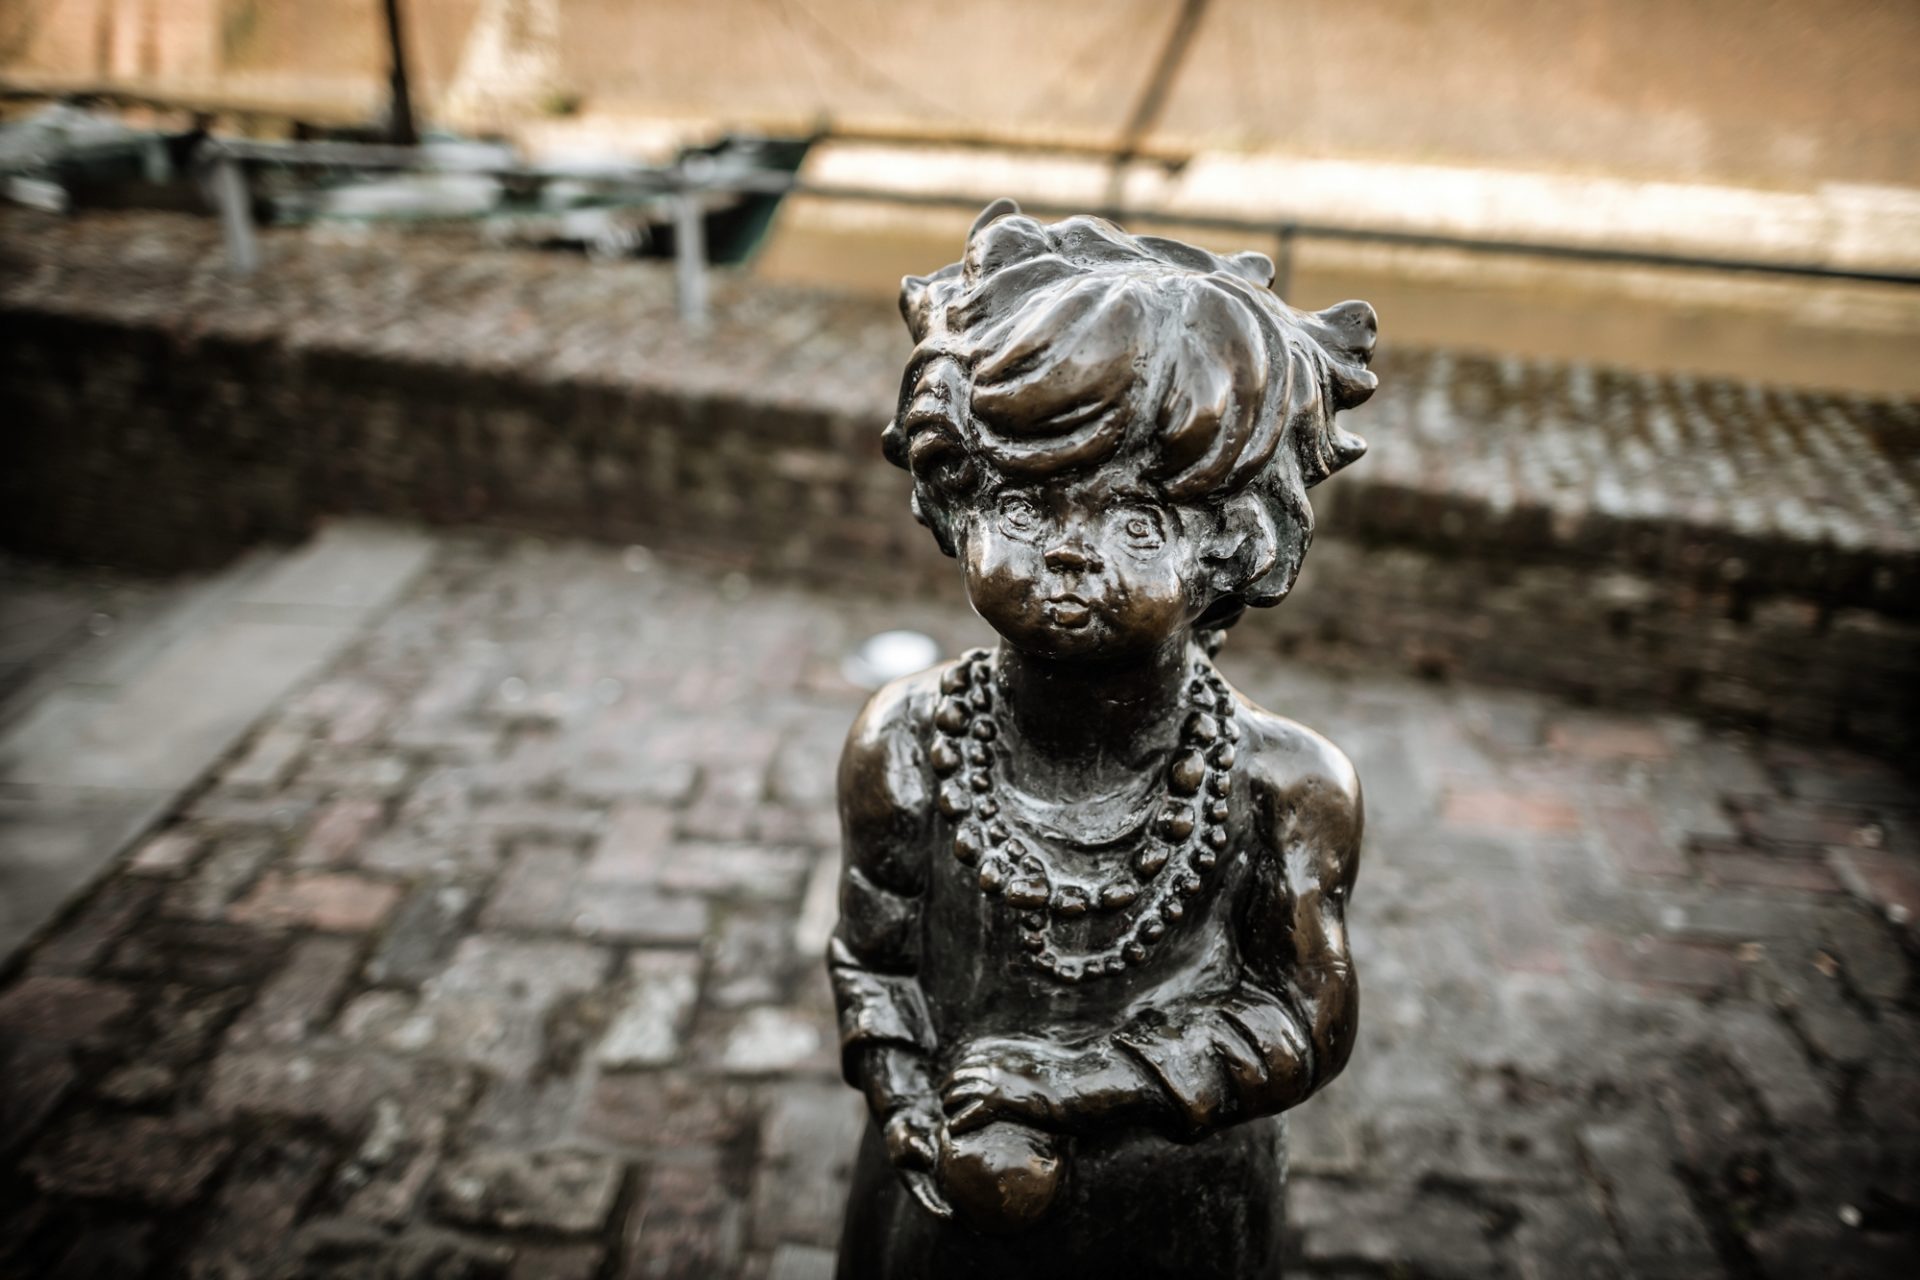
[1112,742,1362,1138]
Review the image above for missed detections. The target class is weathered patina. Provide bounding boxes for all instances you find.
[829,200,1378,1278]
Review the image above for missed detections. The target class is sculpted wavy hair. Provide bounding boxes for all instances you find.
[883,200,1377,628]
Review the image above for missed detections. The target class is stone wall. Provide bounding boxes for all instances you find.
[0,308,931,583]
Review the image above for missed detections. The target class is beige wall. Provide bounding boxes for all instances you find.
[1,0,480,99]
[4,0,220,80]
[3,0,1916,187]
[1159,0,1920,187]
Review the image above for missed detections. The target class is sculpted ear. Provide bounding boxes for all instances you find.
[1202,492,1308,607]
[1201,493,1278,597]
[1244,517,1308,606]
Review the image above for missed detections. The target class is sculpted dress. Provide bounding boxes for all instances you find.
[829,648,1360,1280]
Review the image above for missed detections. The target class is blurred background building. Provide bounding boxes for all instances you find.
[4,0,1918,386]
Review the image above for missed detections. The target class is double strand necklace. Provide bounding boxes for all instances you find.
[928,647,1239,983]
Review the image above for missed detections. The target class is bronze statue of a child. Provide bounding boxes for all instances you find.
[829,201,1376,1279]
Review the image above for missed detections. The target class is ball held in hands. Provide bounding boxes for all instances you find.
[937,1120,1065,1234]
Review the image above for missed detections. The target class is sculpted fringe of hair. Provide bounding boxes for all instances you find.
[883,200,1375,613]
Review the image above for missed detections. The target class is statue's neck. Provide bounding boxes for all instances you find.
[990,635,1195,776]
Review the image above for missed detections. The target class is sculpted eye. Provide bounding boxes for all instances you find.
[997,494,1042,538]
[1119,508,1165,550]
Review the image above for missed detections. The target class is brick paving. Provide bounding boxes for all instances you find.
[1,532,1916,1279]
[0,525,434,958]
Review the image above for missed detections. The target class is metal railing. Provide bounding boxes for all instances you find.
[198,138,1920,329]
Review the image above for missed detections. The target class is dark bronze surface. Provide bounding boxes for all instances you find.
[829,200,1377,1278]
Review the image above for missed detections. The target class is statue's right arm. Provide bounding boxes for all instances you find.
[827,672,940,1119]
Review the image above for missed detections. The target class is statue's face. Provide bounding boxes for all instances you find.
[960,471,1201,660]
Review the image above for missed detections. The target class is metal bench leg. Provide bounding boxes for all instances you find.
[214,157,259,276]
[674,193,709,330]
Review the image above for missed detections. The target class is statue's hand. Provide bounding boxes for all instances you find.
[882,1093,954,1219]
[943,1036,1158,1134]
[883,1092,943,1173]
[940,1037,1072,1133]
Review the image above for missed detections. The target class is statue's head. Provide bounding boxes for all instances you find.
[884,200,1378,660]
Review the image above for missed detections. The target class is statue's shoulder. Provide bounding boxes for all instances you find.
[840,662,944,776]
[1235,702,1363,853]
[837,662,947,856]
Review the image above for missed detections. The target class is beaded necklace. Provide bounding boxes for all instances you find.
[928,647,1238,983]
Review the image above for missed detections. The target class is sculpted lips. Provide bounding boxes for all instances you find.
[1042,594,1093,628]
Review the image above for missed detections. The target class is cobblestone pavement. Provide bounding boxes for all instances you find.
[1,532,1915,1279]
[0,526,435,959]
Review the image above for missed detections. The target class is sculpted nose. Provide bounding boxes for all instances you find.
[1044,543,1101,573]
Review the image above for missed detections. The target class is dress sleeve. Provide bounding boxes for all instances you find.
[1113,762,1362,1139]
[1113,984,1318,1138]
[827,883,935,1066]
[825,678,940,1081]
